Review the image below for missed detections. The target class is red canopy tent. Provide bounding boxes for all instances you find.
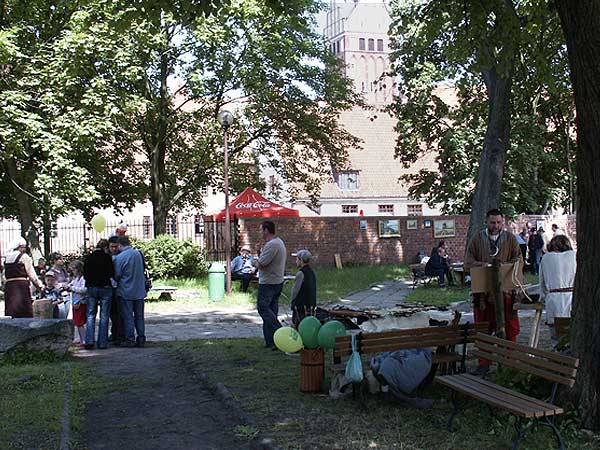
[208,187,299,220]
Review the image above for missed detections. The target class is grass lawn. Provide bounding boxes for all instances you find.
[403,270,540,307]
[146,264,411,313]
[0,355,101,450]
[170,338,599,450]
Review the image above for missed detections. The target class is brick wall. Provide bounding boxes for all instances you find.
[238,215,577,267]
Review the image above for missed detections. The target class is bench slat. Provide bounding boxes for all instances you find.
[361,329,479,343]
[361,337,466,355]
[436,374,560,418]
[337,325,479,341]
[475,333,579,367]
[458,374,564,414]
[335,337,464,358]
[330,352,462,374]
[472,350,576,387]
[476,341,577,377]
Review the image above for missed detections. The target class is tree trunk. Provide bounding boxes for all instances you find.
[148,21,172,237]
[5,158,41,253]
[555,0,600,431]
[466,68,513,244]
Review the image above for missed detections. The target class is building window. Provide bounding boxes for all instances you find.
[143,216,151,239]
[359,38,365,50]
[377,39,384,52]
[201,185,209,196]
[342,205,358,214]
[338,170,359,190]
[368,38,374,51]
[378,204,394,214]
[166,216,178,236]
[407,204,423,216]
[194,215,204,236]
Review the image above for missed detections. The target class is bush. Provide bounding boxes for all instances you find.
[132,235,207,279]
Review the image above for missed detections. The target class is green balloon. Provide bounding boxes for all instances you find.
[298,316,321,349]
[317,320,346,349]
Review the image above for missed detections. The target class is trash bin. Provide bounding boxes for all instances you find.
[208,262,225,301]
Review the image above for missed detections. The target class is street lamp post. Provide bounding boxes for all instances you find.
[217,110,234,295]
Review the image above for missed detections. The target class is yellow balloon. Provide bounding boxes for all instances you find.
[274,327,304,353]
[91,214,106,233]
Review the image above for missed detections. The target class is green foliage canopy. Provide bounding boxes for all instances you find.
[388,0,575,216]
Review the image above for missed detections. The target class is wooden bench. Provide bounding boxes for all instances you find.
[332,322,490,383]
[409,263,436,289]
[436,333,579,450]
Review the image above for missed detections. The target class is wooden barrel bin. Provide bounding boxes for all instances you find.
[33,299,54,319]
[300,348,324,393]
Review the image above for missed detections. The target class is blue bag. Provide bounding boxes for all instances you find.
[345,334,364,383]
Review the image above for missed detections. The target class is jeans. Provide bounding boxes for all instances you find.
[257,283,283,347]
[120,298,146,344]
[110,290,125,341]
[232,272,255,292]
[426,268,449,287]
[86,286,113,348]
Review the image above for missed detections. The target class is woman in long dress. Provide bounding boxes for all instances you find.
[539,235,576,346]
[3,238,44,318]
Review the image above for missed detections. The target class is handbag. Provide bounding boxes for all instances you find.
[345,334,364,383]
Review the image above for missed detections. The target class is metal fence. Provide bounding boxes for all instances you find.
[0,216,239,262]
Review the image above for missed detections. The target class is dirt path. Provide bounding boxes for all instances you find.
[79,346,252,450]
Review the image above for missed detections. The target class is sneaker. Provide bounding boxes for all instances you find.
[73,342,85,348]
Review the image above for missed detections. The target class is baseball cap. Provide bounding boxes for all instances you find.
[292,249,312,263]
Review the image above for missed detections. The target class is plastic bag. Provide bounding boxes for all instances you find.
[345,334,364,383]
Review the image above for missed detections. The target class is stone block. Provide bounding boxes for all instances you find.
[0,318,73,358]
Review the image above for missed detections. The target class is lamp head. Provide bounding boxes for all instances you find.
[217,110,234,129]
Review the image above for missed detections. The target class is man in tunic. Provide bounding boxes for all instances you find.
[465,209,523,373]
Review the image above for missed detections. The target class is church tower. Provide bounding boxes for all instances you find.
[324,1,395,105]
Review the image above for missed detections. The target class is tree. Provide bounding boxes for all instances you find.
[75,0,360,235]
[0,0,148,253]
[555,0,600,431]
[388,0,571,238]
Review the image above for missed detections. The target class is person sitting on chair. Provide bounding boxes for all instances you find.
[425,241,453,288]
[230,246,257,293]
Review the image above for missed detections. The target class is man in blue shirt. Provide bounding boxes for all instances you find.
[230,246,257,292]
[113,236,147,347]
